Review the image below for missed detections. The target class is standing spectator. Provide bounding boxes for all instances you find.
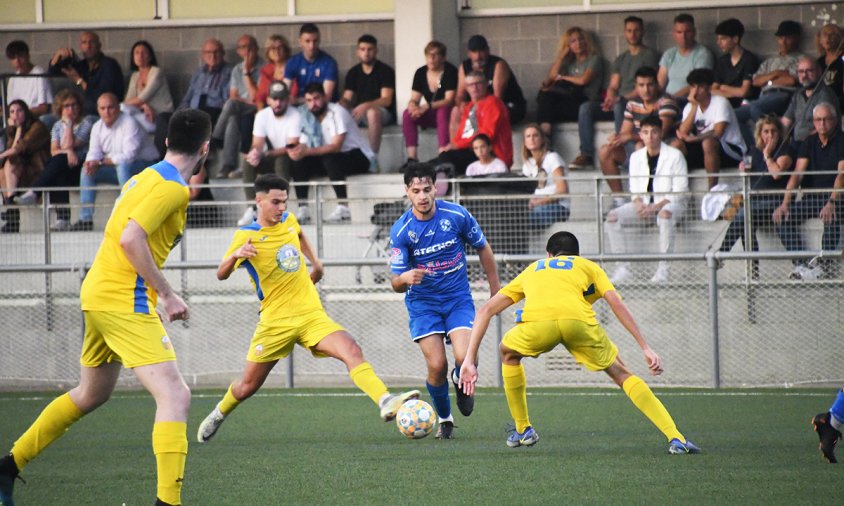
[48,31,124,117]
[178,38,232,126]
[816,24,844,111]
[288,83,374,223]
[255,35,293,110]
[5,41,53,120]
[536,27,603,168]
[674,68,746,188]
[0,100,50,233]
[520,124,570,228]
[606,116,689,284]
[465,134,508,176]
[340,34,396,168]
[658,14,714,106]
[782,57,840,144]
[72,93,160,231]
[402,41,457,165]
[284,23,339,103]
[123,40,174,135]
[712,18,760,108]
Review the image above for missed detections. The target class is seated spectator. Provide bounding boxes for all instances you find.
[123,40,174,135]
[816,24,844,110]
[658,14,714,107]
[673,68,746,188]
[211,35,264,179]
[5,40,53,124]
[0,100,50,233]
[288,83,373,223]
[402,40,457,165]
[433,71,512,176]
[15,89,94,231]
[340,34,396,168]
[255,35,294,110]
[599,66,678,203]
[177,38,232,126]
[521,124,570,228]
[284,23,338,104]
[712,18,760,108]
[716,115,794,276]
[782,56,840,144]
[773,102,844,280]
[536,27,603,168]
[48,31,124,117]
[71,92,160,231]
[465,134,508,176]
[606,116,689,284]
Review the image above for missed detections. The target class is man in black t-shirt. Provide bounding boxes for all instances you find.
[712,18,760,108]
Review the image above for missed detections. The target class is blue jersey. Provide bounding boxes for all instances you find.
[284,51,339,99]
[390,200,486,303]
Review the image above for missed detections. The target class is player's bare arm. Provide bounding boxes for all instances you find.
[477,244,500,296]
[604,290,663,375]
[216,238,257,280]
[389,268,428,293]
[298,231,324,284]
[460,293,515,395]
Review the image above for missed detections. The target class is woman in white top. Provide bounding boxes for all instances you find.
[123,40,174,133]
[521,124,570,227]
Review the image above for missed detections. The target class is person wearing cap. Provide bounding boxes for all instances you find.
[236,80,303,226]
[284,23,339,104]
[657,14,714,105]
[712,18,760,108]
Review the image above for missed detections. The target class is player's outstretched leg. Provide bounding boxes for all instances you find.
[813,387,844,463]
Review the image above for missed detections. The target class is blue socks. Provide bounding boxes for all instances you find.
[829,388,844,429]
[426,381,451,420]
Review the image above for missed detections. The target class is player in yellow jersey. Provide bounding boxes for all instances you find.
[459,231,701,454]
[0,109,212,506]
[196,174,419,443]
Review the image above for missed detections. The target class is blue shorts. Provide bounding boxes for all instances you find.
[406,295,475,341]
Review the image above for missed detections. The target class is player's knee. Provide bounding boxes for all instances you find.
[426,358,448,380]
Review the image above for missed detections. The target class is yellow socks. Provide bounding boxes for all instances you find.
[11,392,83,470]
[502,363,531,433]
[219,384,241,416]
[622,375,684,442]
[349,362,389,405]
[152,421,187,506]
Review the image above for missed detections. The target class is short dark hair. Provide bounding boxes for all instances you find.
[639,115,662,130]
[300,23,319,36]
[403,162,437,186]
[546,231,580,256]
[624,16,644,28]
[715,18,745,40]
[686,67,715,86]
[472,133,491,146]
[303,82,325,96]
[5,40,29,59]
[129,40,158,72]
[166,109,212,155]
[358,34,377,46]
[634,66,658,80]
[674,14,695,26]
[254,174,289,194]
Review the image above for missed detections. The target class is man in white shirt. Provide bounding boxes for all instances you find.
[72,93,160,231]
[5,40,53,123]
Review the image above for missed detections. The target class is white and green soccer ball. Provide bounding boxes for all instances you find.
[396,399,437,439]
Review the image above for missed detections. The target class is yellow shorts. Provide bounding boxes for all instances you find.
[247,310,345,363]
[501,319,619,371]
[81,310,177,369]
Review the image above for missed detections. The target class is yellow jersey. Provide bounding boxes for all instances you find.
[81,161,189,313]
[222,212,323,320]
[499,255,615,324]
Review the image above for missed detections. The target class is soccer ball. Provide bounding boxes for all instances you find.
[396,399,437,439]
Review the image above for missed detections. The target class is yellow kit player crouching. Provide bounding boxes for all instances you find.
[459,231,701,454]
[197,174,419,443]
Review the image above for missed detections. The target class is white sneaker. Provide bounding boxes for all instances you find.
[236,207,255,226]
[296,205,310,224]
[610,264,632,284]
[325,204,351,223]
[197,403,226,443]
[379,389,421,422]
[50,219,69,231]
[799,264,824,281]
[650,262,670,283]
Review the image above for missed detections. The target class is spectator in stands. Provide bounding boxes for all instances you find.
[402,41,457,165]
[340,34,396,168]
[716,115,794,276]
[536,27,603,168]
[288,82,373,223]
[674,68,746,189]
[123,40,174,135]
[237,81,302,226]
[658,14,714,107]
[15,89,94,231]
[465,134,508,176]
[284,23,339,103]
[599,66,678,203]
[773,102,844,280]
[5,41,53,122]
[0,100,50,233]
[606,115,689,284]
[521,124,570,228]
[712,18,760,108]
[599,16,659,135]
[451,34,525,136]
[48,31,124,117]
[71,92,160,231]
[211,35,264,179]
[434,71,512,176]
[782,56,840,144]
[255,35,293,110]
[816,24,844,111]
[178,38,232,126]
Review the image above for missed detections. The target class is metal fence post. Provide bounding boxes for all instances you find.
[707,252,721,388]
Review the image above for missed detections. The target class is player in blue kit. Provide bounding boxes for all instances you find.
[390,163,500,439]
[813,387,844,463]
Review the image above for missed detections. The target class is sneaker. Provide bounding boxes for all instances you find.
[50,219,69,232]
[0,453,20,506]
[610,264,632,285]
[801,263,824,281]
[569,154,593,169]
[216,166,235,179]
[506,426,539,448]
[227,168,243,179]
[812,412,841,463]
[68,219,93,232]
[650,262,670,283]
[325,204,351,223]
[668,437,701,454]
[236,207,255,226]
[452,368,474,417]
[296,205,311,225]
[435,421,455,439]
[12,192,36,205]
[368,158,380,174]
[379,389,421,422]
[0,222,19,234]
[197,403,226,443]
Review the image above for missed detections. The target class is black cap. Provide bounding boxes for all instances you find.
[467,34,489,52]
[775,20,801,37]
[268,80,289,100]
[715,18,744,39]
